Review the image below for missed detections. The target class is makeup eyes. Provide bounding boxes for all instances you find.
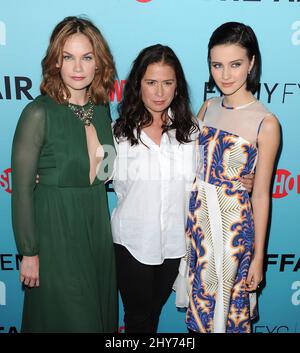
[63,54,72,61]
[144,80,175,86]
[83,55,93,61]
[145,80,155,86]
[231,62,241,68]
[211,62,242,69]
[62,54,94,61]
[164,81,174,86]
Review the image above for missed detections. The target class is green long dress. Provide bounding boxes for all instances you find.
[11,94,118,333]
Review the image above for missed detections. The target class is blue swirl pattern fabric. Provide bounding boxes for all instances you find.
[186,125,258,333]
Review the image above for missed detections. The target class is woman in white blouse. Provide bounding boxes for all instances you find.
[112,44,198,333]
[111,44,253,333]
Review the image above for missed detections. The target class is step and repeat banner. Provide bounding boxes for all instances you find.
[0,0,299,333]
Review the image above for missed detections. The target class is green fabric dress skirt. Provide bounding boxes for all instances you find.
[11,95,117,332]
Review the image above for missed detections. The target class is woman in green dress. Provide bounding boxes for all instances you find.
[11,16,118,333]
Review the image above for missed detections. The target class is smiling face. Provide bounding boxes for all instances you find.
[140,62,177,118]
[210,43,254,99]
[57,33,96,98]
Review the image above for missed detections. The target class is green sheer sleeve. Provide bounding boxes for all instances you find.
[11,100,46,256]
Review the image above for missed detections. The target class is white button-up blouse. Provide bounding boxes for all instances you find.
[111,123,197,265]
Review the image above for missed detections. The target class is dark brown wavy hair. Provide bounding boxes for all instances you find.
[113,44,197,145]
[40,16,116,104]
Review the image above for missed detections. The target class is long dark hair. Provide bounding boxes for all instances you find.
[113,44,197,145]
[207,22,261,94]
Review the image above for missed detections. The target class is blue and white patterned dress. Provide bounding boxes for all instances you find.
[186,97,269,333]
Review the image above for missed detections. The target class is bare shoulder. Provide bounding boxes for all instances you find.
[197,99,210,121]
[258,114,281,148]
[261,114,280,133]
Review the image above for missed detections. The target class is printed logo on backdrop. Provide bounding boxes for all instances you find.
[0,76,33,100]
[291,21,300,45]
[266,253,300,272]
[0,325,18,333]
[0,281,6,305]
[204,82,300,104]
[110,80,126,103]
[291,281,300,305]
[0,21,6,46]
[0,254,21,272]
[111,79,300,106]
[272,169,300,198]
[231,250,300,333]
[253,325,291,333]
[0,168,11,194]
[0,78,125,102]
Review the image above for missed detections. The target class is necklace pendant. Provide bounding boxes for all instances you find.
[84,118,92,126]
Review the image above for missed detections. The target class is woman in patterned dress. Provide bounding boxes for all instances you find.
[186,22,280,333]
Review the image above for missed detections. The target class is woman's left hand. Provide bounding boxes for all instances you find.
[245,258,263,292]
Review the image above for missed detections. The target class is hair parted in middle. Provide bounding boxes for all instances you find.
[113,44,197,146]
[40,16,116,105]
[207,21,261,94]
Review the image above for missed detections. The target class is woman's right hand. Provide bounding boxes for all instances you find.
[20,255,39,287]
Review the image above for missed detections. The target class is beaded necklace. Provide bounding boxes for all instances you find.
[68,97,95,126]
